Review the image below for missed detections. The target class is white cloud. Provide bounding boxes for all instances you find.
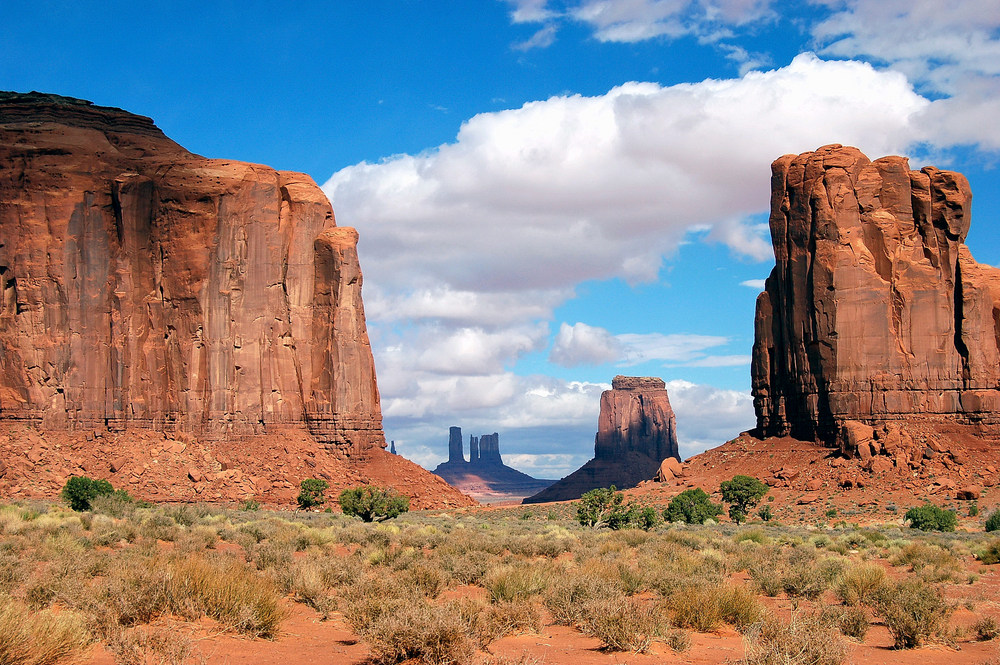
[326,55,931,476]
[569,0,773,43]
[505,0,559,23]
[665,379,755,458]
[550,322,623,366]
[811,0,1000,150]
[514,24,559,50]
[740,279,766,289]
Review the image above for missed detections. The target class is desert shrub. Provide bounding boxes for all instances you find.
[987,510,1000,532]
[874,579,952,649]
[835,562,888,606]
[820,605,869,640]
[0,594,92,665]
[757,505,774,522]
[60,476,115,511]
[339,486,410,522]
[0,552,26,594]
[282,558,336,619]
[977,540,1000,565]
[666,582,723,632]
[580,597,662,653]
[719,475,769,524]
[169,555,284,637]
[974,616,1000,641]
[470,600,542,646]
[297,479,329,510]
[105,625,195,665]
[666,628,691,652]
[543,573,620,625]
[904,503,957,531]
[743,614,848,665]
[483,563,550,603]
[664,488,723,525]
[358,600,473,665]
[95,554,172,631]
[717,584,765,631]
[782,555,842,600]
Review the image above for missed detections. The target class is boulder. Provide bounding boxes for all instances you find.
[956,486,981,500]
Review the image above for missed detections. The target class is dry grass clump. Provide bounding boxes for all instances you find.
[666,582,724,632]
[873,578,953,649]
[482,563,551,603]
[543,571,620,626]
[973,616,1000,641]
[835,561,888,606]
[580,596,664,653]
[169,555,284,638]
[105,625,196,665]
[468,599,542,646]
[742,613,848,665]
[95,553,172,631]
[891,542,965,583]
[819,605,869,640]
[356,600,474,665]
[0,594,92,665]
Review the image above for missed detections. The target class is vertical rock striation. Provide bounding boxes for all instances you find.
[752,144,1000,445]
[524,376,679,503]
[0,92,384,455]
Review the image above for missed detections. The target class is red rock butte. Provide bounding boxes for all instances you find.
[753,144,1000,446]
[524,375,679,503]
[0,91,473,508]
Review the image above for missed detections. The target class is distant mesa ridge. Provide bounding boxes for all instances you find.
[433,427,554,502]
[524,375,679,503]
[752,144,1000,447]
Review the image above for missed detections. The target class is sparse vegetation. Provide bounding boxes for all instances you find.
[986,509,1000,532]
[0,496,996,663]
[60,475,118,511]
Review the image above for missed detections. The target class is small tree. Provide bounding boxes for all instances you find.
[339,485,410,522]
[61,476,115,511]
[904,503,957,532]
[719,475,769,525]
[297,478,329,510]
[664,488,723,524]
[576,486,624,528]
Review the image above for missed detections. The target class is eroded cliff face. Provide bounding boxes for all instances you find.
[524,376,679,503]
[752,144,1000,445]
[0,92,383,455]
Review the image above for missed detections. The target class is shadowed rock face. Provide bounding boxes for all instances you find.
[524,375,679,503]
[0,92,383,455]
[433,427,555,502]
[752,144,1000,446]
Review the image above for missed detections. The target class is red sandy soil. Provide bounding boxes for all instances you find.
[627,430,1000,525]
[0,423,474,510]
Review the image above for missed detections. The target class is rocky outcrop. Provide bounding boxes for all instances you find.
[433,427,555,503]
[0,92,383,455]
[752,145,1000,446]
[524,376,679,503]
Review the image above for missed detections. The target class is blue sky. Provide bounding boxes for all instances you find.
[4,0,1000,477]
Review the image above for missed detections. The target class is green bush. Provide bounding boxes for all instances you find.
[296,478,329,510]
[664,488,723,525]
[61,476,116,511]
[339,485,409,522]
[986,510,1000,532]
[904,504,957,532]
[757,505,774,522]
[719,475,769,524]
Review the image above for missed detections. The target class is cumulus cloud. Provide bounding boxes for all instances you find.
[811,0,1000,150]
[550,322,623,366]
[325,55,931,474]
[665,379,755,457]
